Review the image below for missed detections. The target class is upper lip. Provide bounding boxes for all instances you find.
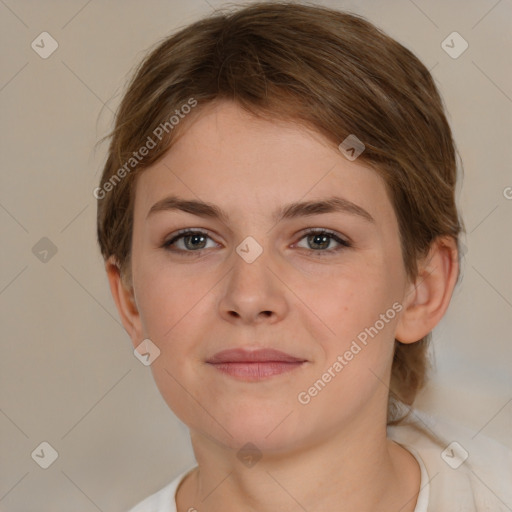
[206,348,306,364]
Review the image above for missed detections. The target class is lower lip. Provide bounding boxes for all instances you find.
[207,361,305,381]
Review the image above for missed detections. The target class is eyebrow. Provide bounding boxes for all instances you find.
[146,195,375,224]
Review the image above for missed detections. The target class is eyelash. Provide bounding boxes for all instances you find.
[161,228,351,257]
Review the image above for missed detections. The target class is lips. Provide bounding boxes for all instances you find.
[206,348,306,364]
[206,348,307,381]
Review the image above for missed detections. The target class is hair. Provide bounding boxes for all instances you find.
[96,0,463,424]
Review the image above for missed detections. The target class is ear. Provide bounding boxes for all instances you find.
[105,256,143,349]
[395,236,459,343]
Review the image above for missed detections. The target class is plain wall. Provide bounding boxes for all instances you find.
[1,0,511,510]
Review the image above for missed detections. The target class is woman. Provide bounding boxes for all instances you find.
[96,2,511,510]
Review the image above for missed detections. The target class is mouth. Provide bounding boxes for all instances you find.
[206,348,307,382]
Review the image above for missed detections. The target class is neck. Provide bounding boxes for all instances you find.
[176,418,420,512]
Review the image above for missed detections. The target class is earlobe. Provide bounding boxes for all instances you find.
[395,236,459,344]
[105,256,142,346]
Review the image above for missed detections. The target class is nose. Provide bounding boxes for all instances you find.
[217,244,289,325]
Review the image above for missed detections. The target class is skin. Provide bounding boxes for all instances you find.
[106,100,459,512]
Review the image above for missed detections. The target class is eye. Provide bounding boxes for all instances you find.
[295,229,351,256]
[162,229,218,253]
[161,228,351,256]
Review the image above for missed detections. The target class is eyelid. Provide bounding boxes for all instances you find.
[162,228,217,248]
[296,227,352,246]
[292,228,352,256]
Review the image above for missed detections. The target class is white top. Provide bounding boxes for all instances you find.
[126,411,512,511]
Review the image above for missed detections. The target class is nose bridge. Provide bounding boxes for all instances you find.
[218,233,287,322]
[230,234,273,295]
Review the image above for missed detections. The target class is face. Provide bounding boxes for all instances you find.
[127,100,410,453]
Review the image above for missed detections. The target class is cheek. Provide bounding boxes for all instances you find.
[319,262,396,331]
[312,258,401,377]
[301,277,399,416]
[132,249,210,339]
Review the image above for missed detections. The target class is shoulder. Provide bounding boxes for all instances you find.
[126,466,197,512]
[388,410,512,511]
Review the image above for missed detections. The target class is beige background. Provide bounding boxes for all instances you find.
[1,0,511,510]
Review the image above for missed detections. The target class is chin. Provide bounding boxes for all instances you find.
[210,408,306,453]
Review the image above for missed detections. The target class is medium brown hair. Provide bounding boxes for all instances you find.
[96,1,463,423]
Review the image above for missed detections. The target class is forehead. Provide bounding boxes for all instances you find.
[133,101,394,225]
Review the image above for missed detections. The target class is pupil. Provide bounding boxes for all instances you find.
[311,234,328,249]
[187,234,206,249]
[184,234,331,251]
